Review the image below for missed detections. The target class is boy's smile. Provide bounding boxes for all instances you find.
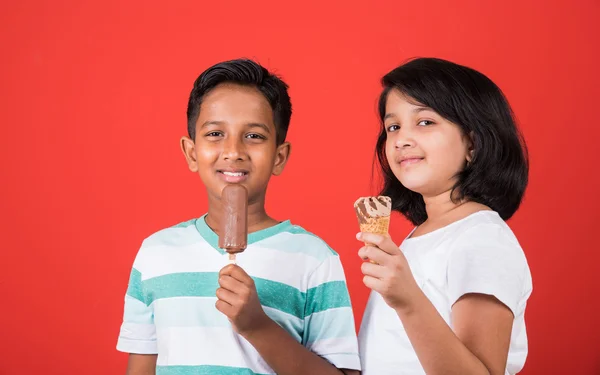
[217,169,249,183]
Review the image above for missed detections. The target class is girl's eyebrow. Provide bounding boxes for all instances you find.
[412,106,435,113]
[384,106,435,120]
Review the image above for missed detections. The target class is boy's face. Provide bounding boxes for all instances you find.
[181,83,290,204]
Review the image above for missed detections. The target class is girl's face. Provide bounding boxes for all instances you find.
[384,89,473,198]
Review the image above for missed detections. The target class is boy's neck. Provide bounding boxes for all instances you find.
[204,194,279,236]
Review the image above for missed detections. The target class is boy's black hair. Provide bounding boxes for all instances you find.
[376,57,529,225]
[186,58,292,145]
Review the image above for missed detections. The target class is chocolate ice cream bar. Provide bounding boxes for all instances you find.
[219,184,248,259]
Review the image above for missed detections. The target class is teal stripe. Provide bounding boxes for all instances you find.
[144,274,349,319]
[126,268,145,303]
[303,306,356,345]
[143,273,306,319]
[254,278,305,319]
[143,272,220,305]
[172,218,197,228]
[156,365,269,375]
[305,281,351,316]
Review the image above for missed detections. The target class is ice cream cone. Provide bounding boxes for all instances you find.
[354,196,392,263]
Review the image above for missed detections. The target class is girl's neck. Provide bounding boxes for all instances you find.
[420,190,490,228]
[422,189,464,221]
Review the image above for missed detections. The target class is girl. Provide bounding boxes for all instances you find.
[357,58,532,375]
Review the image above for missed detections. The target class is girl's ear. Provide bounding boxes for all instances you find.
[466,131,475,163]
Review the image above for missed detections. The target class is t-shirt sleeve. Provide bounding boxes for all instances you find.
[447,224,530,316]
[302,254,361,371]
[116,249,158,354]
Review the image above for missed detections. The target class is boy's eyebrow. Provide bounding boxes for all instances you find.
[247,122,271,134]
[200,120,225,129]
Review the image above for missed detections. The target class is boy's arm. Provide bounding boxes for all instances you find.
[126,354,157,375]
[117,264,159,374]
[243,319,359,375]
[216,264,360,375]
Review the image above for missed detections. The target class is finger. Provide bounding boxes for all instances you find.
[362,275,382,291]
[216,287,239,306]
[220,264,254,287]
[357,233,400,256]
[219,275,246,294]
[360,260,387,279]
[357,245,368,260]
[358,245,392,265]
[215,299,234,317]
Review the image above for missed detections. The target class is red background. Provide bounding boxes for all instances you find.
[2,1,599,374]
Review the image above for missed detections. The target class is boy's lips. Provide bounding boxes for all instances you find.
[217,169,249,183]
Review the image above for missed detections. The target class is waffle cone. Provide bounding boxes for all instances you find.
[359,216,390,236]
[359,216,389,264]
[359,216,390,245]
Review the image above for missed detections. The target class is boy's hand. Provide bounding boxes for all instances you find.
[216,264,271,337]
[357,232,422,312]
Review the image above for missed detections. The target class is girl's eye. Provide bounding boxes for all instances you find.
[387,124,400,132]
[417,120,434,126]
[246,133,266,140]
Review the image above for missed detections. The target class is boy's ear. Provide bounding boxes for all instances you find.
[180,136,199,173]
[272,141,291,176]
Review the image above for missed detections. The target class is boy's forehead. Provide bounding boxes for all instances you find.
[197,83,275,129]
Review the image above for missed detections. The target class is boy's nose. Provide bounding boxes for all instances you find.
[222,138,247,160]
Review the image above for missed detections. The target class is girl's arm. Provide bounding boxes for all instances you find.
[358,232,513,375]
[397,289,512,375]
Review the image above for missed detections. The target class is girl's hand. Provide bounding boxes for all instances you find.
[357,232,422,312]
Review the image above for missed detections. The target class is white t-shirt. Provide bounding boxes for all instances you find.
[358,211,532,375]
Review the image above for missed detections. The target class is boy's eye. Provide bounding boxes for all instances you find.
[386,124,400,132]
[417,120,434,126]
[205,131,223,137]
[246,133,266,140]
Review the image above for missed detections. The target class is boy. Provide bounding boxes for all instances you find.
[116,59,361,375]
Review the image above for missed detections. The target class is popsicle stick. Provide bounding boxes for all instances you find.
[227,253,237,265]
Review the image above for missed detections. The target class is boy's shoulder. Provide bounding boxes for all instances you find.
[254,221,339,263]
[140,218,201,249]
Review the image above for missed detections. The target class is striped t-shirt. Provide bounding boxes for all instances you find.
[116,215,360,374]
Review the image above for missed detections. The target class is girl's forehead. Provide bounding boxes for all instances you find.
[385,90,435,115]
